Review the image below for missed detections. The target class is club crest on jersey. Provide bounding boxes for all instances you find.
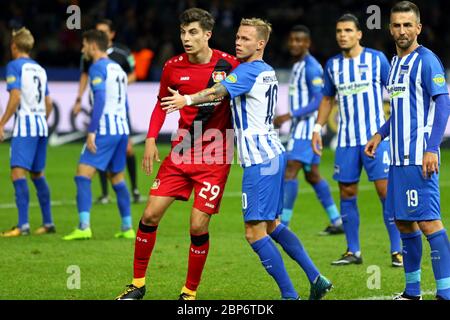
[358,64,368,75]
[212,71,227,83]
[399,65,409,75]
[151,179,160,190]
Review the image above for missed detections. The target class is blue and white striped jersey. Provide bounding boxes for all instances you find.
[222,60,285,167]
[323,47,390,147]
[289,54,323,140]
[89,58,129,136]
[6,58,49,137]
[387,46,448,166]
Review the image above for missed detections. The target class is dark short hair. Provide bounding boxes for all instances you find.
[290,25,310,37]
[391,1,420,22]
[337,13,361,30]
[96,19,115,32]
[82,29,109,52]
[179,8,215,31]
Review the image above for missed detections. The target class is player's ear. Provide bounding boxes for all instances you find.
[416,23,422,36]
[257,39,265,51]
[357,30,362,41]
[204,30,212,41]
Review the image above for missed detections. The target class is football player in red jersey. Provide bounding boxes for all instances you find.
[116,8,239,300]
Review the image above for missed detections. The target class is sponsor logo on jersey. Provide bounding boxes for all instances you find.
[387,84,407,99]
[432,74,446,87]
[180,76,190,81]
[336,81,370,96]
[212,71,226,83]
[151,179,160,190]
[225,73,238,83]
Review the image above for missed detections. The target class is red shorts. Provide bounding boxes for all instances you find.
[150,155,231,214]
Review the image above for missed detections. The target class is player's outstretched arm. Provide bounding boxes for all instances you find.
[0,89,21,142]
[311,95,334,156]
[161,83,230,114]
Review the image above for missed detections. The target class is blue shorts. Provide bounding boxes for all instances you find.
[286,138,320,166]
[333,141,390,183]
[79,134,128,173]
[386,166,440,221]
[242,153,286,222]
[10,136,48,172]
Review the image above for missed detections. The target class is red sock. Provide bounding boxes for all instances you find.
[185,233,210,291]
[133,221,158,279]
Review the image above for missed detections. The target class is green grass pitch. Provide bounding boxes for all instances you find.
[0,143,449,300]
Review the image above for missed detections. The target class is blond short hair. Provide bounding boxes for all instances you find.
[240,18,272,42]
[12,27,34,53]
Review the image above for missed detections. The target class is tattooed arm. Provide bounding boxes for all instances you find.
[161,83,229,114]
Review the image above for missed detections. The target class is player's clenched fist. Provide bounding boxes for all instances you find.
[142,138,160,175]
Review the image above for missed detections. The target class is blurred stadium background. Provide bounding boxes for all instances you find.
[0,0,449,145]
[0,0,449,300]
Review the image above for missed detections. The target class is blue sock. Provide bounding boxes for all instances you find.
[340,197,360,255]
[32,176,53,226]
[251,236,298,299]
[270,223,320,283]
[75,176,92,230]
[312,180,341,225]
[401,231,422,297]
[281,179,298,226]
[13,179,29,230]
[381,198,401,253]
[426,229,450,300]
[112,181,132,231]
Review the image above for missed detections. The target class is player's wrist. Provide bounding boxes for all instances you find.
[312,123,323,134]
[75,97,81,103]
[184,95,193,106]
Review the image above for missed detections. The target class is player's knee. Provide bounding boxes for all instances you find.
[418,220,443,236]
[284,166,298,180]
[305,172,320,185]
[244,224,264,244]
[30,172,44,180]
[339,184,357,198]
[141,207,162,225]
[11,169,26,181]
[395,221,416,233]
[190,222,209,235]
